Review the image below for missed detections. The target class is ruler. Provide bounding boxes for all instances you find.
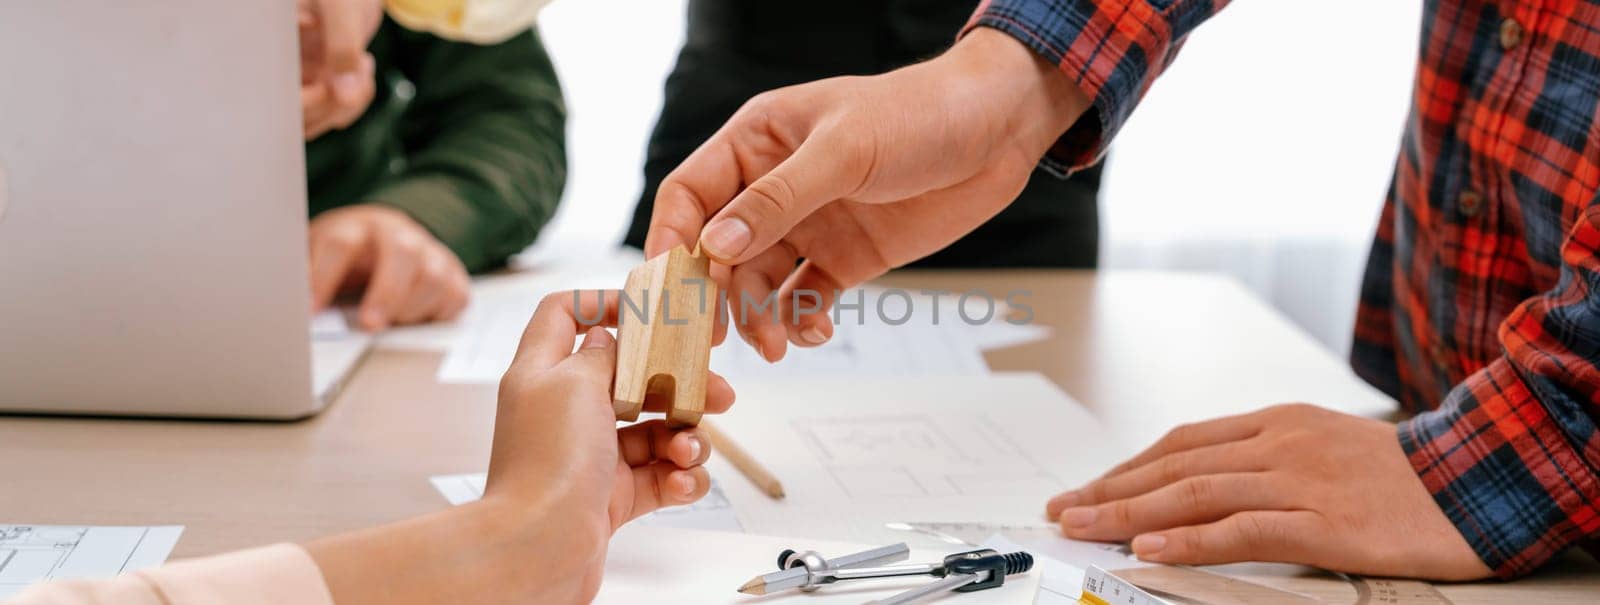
[1079,566,1166,605]
[1351,577,1453,605]
[1081,566,1456,605]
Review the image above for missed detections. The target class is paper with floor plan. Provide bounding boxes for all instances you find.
[0,525,183,598]
[703,374,1127,546]
[597,525,1039,604]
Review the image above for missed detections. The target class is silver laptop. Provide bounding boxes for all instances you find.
[0,0,369,418]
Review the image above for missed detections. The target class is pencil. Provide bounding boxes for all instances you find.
[699,420,785,499]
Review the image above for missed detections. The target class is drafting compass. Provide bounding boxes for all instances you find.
[737,542,1033,604]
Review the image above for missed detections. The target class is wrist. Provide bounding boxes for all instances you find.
[940,27,1089,158]
[305,498,598,604]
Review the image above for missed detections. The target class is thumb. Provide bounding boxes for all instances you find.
[560,326,617,383]
[697,134,865,264]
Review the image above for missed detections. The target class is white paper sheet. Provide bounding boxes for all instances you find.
[597,525,1039,604]
[309,309,352,340]
[0,525,183,598]
[430,473,743,532]
[704,374,1128,546]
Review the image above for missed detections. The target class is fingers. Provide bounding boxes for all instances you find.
[311,0,369,77]
[614,463,711,527]
[617,421,710,468]
[357,228,423,330]
[1099,413,1265,480]
[704,372,736,414]
[301,83,334,140]
[777,260,843,347]
[1047,441,1263,518]
[726,244,799,362]
[1057,473,1297,542]
[646,142,741,258]
[508,291,621,373]
[301,54,375,141]
[1131,511,1326,566]
[307,220,365,311]
[549,326,618,388]
[390,251,468,325]
[328,53,376,128]
[697,134,865,265]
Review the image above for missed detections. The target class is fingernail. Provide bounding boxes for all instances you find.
[1062,507,1097,528]
[675,473,697,496]
[687,435,703,461]
[361,308,386,330]
[800,327,826,345]
[1132,534,1166,555]
[700,218,752,260]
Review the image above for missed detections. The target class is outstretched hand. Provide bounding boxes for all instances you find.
[1047,404,1492,581]
[645,28,1090,362]
[307,291,735,605]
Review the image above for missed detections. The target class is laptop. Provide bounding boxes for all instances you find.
[0,0,369,418]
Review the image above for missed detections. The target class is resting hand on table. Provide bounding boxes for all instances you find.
[645,28,1089,362]
[309,291,736,604]
[308,204,470,330]
[298,0,383,140]
[1046,404,1492,581]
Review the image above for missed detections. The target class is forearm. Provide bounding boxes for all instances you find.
[374,28,566,272]
[932,27,1090,165]
[305,500,586,604]
[1399,212,1600,577]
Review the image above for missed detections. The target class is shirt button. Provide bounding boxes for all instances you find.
[1500,18,1524,50]
[1459,190,1483,217]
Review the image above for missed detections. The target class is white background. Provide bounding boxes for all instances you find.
[530,0,1424,355]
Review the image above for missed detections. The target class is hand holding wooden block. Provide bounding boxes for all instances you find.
[612,245,717,427]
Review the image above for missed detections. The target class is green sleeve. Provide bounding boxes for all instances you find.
[370,25,567,273]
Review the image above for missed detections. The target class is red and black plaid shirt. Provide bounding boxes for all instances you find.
[967,0,1600,578]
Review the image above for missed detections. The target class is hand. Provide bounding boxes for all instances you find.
[645,28,1089,362]
[308,291,736,605]
[483,290,738,601]
[308,205,470,330]
[298,0,383,140]
[1046,404,1492,581]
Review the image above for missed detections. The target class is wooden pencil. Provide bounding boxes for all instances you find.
[699,420,785,499]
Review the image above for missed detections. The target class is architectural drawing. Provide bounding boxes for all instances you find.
[793,414,1066,499]
[0,525,182,598]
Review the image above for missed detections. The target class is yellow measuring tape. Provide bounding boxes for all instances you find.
[1078,567,1170,605]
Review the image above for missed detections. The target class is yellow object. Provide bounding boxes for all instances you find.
[385,0,551,44]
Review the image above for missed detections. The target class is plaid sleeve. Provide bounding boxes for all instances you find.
[960,0,1228,175]
[1398,208,1600,578]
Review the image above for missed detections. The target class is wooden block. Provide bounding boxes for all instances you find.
[612,245,717,427]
